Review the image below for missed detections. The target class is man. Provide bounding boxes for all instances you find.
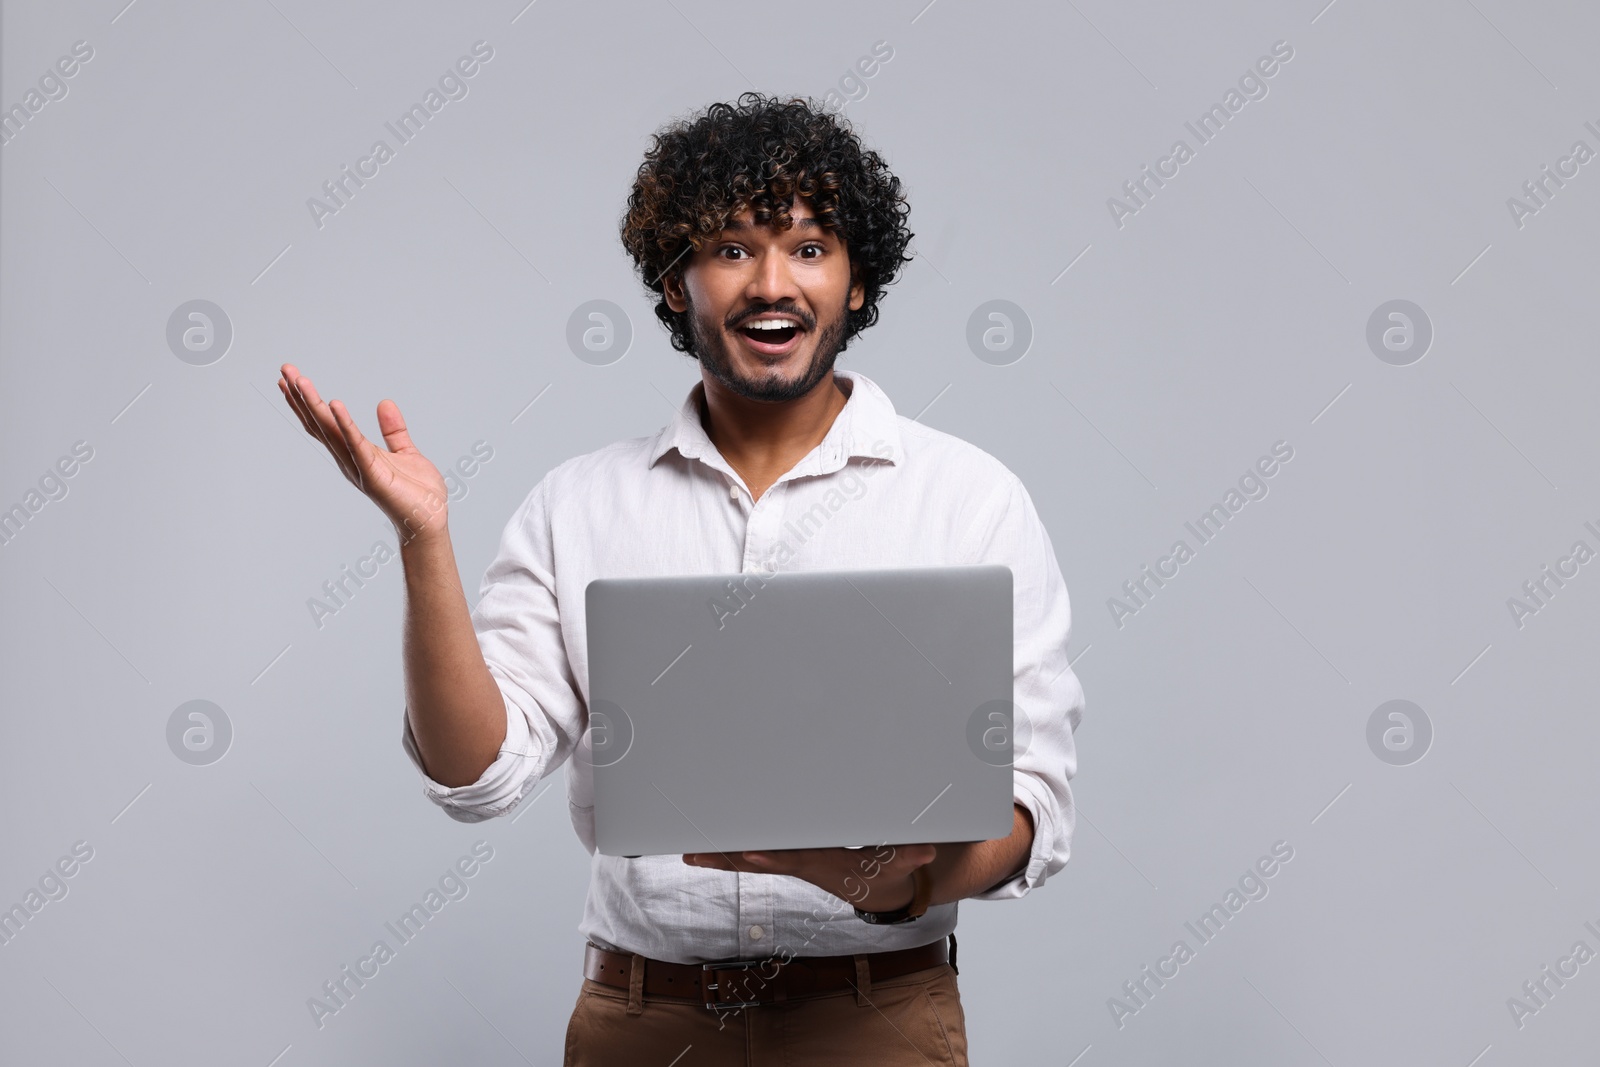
[278,92,1083,1065]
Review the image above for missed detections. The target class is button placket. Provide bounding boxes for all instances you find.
[739,482,782,961]
[735,870,751,957]
[757,879,774,956]
[741,481,786,574]
[739,876,776,957]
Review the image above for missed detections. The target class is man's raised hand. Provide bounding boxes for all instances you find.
[277,363,451,545]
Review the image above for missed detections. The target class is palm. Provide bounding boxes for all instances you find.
[277,363,451,542]
[361,441,446,525]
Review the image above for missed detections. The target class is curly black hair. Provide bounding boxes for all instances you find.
[619,92,914,354]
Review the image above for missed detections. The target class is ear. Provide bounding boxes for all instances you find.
[663,259,689,313]
[848,263,865,312]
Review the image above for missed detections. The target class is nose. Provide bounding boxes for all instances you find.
[744,245,801,308]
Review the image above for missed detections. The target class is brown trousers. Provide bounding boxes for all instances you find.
[562,961,969,1065]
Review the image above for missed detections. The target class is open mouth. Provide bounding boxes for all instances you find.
[735,319,804,354]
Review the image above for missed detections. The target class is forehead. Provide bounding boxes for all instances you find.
[719,197,836,238]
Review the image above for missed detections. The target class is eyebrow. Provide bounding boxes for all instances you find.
[718,216,827,234]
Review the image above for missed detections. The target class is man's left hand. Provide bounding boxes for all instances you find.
[683,842,936,913]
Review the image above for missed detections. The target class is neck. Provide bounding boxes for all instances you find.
[697,371,851,499]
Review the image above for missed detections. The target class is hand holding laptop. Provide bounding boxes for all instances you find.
[684,841,938,914]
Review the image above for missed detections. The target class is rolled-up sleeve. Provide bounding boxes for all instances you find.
[400,473,587,823]
[962,472,1084,900]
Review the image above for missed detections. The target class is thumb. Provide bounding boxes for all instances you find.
[375,399,417,454]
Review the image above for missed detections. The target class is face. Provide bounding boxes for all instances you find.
[665,197,865,403]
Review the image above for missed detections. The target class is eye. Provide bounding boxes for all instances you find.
[716,245,749,260]
[797,243,826,259]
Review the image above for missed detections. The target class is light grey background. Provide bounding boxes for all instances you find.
[2,0,1597,1063]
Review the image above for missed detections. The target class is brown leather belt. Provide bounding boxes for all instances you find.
[583,936,951,1010]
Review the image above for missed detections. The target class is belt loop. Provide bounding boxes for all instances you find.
[853,954,872,1006]
[627,953,646,1015]
[948,933,959,976]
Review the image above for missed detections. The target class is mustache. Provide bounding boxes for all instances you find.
[727,304,815,331]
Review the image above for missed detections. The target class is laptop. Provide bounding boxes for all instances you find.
[583,563,1016,857]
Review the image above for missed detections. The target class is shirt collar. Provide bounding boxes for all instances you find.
[647,368,903,477]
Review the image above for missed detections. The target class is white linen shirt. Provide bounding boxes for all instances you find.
[401,368,1085,964]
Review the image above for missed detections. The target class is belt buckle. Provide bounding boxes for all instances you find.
[701,957,773,1011]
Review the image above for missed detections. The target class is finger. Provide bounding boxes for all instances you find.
[737,850,821,876]
[279,366,319,433]
[746,847,817,862]
[286,367,366,483]
[281,373,339,463]
[281,369,330,442]
[287,371,360,482]
[326,398,374,492]
[277,377,317,437]
[740,849,820,865]
[279,376,330,448]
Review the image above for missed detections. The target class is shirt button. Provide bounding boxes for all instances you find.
[729,484,740,501]
[748,925,765,941]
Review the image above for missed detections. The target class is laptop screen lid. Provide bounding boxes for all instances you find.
[583,563,1015,857]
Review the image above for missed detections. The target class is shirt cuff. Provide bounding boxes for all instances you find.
[399,689,542,824]
[969,773,1062,901]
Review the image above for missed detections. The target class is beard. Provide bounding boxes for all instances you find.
[685,289,852,404]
